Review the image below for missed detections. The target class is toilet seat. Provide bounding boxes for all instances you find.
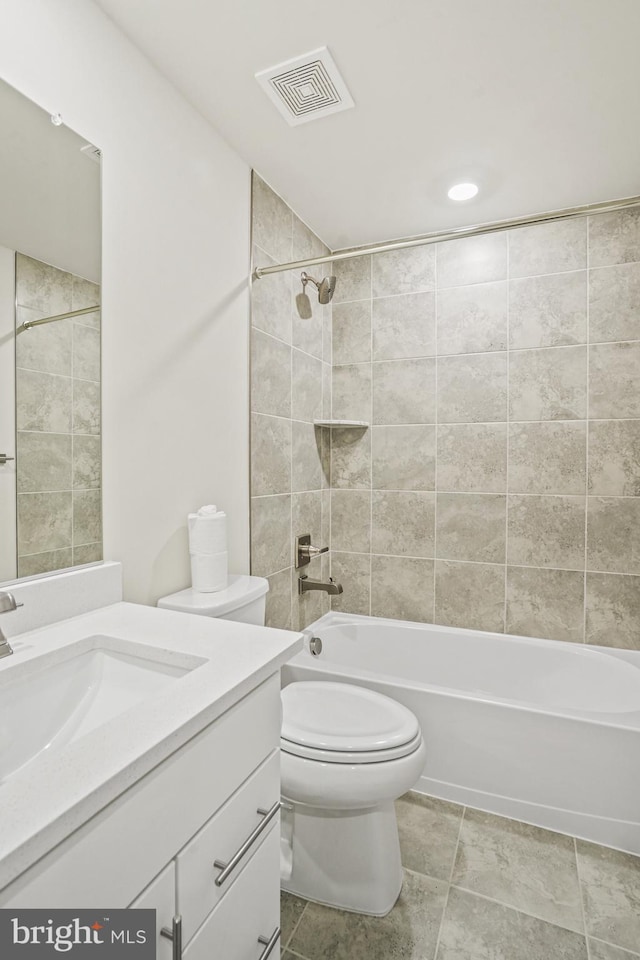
[281,681,422,764]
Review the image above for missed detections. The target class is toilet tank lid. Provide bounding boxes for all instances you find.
[157,575,268,616]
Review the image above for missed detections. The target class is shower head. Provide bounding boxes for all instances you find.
[301,271,337,305]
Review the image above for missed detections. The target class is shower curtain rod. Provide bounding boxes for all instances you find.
[16,304,100,334]
[253,194,640,279]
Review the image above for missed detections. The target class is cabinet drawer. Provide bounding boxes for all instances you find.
[177,750,279,943]
[129,863,175,960]
[183,824,280,960]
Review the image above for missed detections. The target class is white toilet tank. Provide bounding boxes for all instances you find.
[157,574,269,625]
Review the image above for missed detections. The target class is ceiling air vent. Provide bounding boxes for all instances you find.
[256,47,354,126]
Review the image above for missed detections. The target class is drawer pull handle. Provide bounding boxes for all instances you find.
[160,915,182,960]
[213,800,281,887]
[257,927,280,960]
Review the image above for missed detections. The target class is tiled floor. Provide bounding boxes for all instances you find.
[280,792,640,960]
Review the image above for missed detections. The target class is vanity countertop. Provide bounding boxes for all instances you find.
[0,600,301,889]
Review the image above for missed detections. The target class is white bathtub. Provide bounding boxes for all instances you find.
[283,611,640,855]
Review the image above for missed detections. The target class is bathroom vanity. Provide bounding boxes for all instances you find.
[0,563,301,960]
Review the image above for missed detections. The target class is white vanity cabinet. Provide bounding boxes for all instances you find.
[1,673,284,960]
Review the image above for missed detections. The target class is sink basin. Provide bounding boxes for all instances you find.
[0,635,198,783]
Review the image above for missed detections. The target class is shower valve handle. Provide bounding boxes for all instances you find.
[295,534,329,568]
[300,544,328,558]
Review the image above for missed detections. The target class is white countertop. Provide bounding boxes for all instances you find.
[0,600,302,890]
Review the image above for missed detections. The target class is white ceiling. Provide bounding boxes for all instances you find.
[95,0,640,251]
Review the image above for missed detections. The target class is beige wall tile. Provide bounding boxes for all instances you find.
[330,426,370,489]
[372,245,435,297]
[437,233,507,288]
[508,495,585,569]
[72,542,102,565]
[371,555,434,621]
[438,352,507,423]
[509,271,587,349]
[18,491,72,554]
[73,489,102,545]
[73,380,100,435]
[372,424,435,490]
[71,276,100,318]
[322,361,331,418]
[16,311,72,376]
[16,254,72,314]
[586,573,640,650]
[72,435,101,490]
[251,174,292,262]
[330,551,371,615]
[435,560,505,632]
[292,212,327,261]
[17,432,71,493]
[251,245,292,343]
[251,413,291,496]
[291,421,323,492]
[589,207,640,267]
[18,547,73,578]
[437,493,507,563]
[372,490,435,557]
[251,328,291,418]
[292,348,323,422]
[509,219,587,278]
[17,370,72,433]
[509,422,587,495]
[589,342,640,419]
[509,346,587,421]
[330,489,371,553]
[332,255,371,303]
[72,324,100,382]
[589,263,640,344]
[332,363,372,421]
[588,420,640,496]
[587,497,640,574]
[292,490,322,547]
[332,300,371,364]
[250,494,291,577]
[438,423,507,493]
[506,566,584,642]
[372,292,435,360]
[322,302,332,365]
[373,358,436,424]
[265,567,292,629]
[437,281,507,356]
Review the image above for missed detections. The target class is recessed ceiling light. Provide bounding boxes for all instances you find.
[448,182,479,201]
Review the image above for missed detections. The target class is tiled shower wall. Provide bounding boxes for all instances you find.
[250,174,333,629]
[328,209,640,648]
[16,253,102,576]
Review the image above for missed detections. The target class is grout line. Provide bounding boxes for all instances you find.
[505,232,510,632]
[575,837,590,952]
[283,899,309,953]
[432,802,466,960]
[448,883,590,939]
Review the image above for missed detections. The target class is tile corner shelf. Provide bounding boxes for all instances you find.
[313,420,369,428]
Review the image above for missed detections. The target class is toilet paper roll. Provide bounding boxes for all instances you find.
[188,507,227,556]
[191,551,228,593]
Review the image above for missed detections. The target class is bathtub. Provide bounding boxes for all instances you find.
[283,611,640,855]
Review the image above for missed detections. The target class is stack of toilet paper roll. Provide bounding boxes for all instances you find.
[188,505,228,593]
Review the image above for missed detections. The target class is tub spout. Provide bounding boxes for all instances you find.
[298,576,343,596]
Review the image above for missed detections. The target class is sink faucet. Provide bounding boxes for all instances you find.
[0,591,22,658]
[298,576,343,596]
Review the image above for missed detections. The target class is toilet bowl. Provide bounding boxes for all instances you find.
[280,680,426,916]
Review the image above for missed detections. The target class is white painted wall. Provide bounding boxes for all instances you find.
[0,246,17,583]
[0,0,251,603]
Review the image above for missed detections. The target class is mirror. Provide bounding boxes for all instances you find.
[0,78,101,582]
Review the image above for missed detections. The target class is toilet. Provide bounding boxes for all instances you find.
[158,576,426,917]
[280,680,426,916]
[157,574,269,624]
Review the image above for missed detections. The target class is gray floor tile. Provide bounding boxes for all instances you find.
[436,887,588,960]
[281,891,307,948]
[289,869,447,960]
[589,939,640,960]
[577,840,640,953]
[395,792,463,880]
[451,808,584,933]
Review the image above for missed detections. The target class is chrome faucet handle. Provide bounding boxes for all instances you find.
[0,592,23,614]
[300,544,329,558]
[295,533,329,569]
